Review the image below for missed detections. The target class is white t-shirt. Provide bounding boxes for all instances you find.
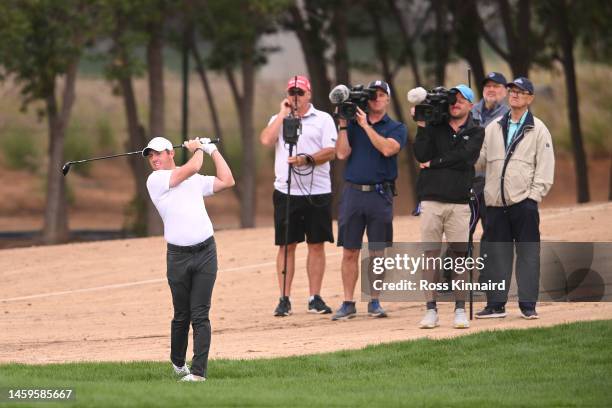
[146,169,215,246]
[271,104,337,195]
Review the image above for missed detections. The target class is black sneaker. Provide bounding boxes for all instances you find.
[308,295,332,314]
[274,296,292,317]
[520,309,539,320]
[475,305,507,319]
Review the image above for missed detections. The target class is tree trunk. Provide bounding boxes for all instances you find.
[432,0,450,85]
[191,37,241,203]
[609,154,612,201]
[223,45,256,228]
[146,20,165,235]
[119,73,151,236]
[388,0,422,87]
[238,46,256,228]
[42,60,79,244]
[330,1,349,219]
[450,0,486,94]
[370,4,418,209]
[555,1,589,203]
[288,3,332,113]
[496,0,531,77]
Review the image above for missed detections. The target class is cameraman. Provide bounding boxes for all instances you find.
[413,85,484,330]
[333,80,408,320]
[259,75,337,317]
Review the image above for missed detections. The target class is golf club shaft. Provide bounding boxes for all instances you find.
[68,145,183,165]
[67,138,220,165]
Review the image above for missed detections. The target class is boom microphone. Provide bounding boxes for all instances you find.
[329,84,350,104]
[407,87,428,104]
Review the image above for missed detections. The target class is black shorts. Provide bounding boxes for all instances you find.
[273,189,334,245]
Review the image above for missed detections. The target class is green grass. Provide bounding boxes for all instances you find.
[1,320,611,407]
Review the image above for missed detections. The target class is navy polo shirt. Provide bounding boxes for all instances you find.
[344,114,408,184]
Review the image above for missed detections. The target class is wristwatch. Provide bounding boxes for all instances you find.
[338,126,348,131]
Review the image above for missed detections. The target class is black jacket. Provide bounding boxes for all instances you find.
[413,114,484,204]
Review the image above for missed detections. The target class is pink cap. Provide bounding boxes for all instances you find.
[286,75,311,92]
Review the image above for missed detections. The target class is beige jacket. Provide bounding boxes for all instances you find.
[476,111,555,207]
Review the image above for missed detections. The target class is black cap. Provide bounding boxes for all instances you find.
[507,77,534,94]
[368,80,391,96]
[482,72,507,86]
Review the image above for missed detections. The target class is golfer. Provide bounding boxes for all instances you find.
[144,136,235,382]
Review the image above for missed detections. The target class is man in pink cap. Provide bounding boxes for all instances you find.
[260,75,337,317]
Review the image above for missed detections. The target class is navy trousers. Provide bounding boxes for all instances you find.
[484,199,540,311]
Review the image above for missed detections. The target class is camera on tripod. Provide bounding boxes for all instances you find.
[328,84,377,120]
[407,86,458,126]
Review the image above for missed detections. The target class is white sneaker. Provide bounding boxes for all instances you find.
[419,309,439,329]
[180,374,206,382]
[173,363,190,377]
[454,308,470,329]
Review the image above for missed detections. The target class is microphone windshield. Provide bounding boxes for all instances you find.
[329,84,350,104]
[407,87,428,104]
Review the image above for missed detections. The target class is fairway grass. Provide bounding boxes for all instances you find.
[1,320,611,407]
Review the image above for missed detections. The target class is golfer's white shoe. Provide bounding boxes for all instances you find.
[453,308,470,329]
[173,363,190,377]
[180,374,206,382]
[419,309,439,329]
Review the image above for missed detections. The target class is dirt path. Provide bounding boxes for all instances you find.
[1,203,611,364]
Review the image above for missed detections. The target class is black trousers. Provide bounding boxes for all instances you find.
[166,237,217,377]
[484,199,540,311]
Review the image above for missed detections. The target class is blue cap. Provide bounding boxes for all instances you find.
[483,72,507,86]
[451,84,474,103]
[507,77,534,94]
[368,80,391,96]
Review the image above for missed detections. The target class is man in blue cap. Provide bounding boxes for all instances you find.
[333,79,408,320]
[472,72,509,128]
[475,77,554,320]
[412,84,484,329]
[470,73,511,282]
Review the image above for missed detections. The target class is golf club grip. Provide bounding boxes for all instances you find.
[173,138,220,149]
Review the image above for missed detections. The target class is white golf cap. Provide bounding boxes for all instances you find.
[142,136,173,157]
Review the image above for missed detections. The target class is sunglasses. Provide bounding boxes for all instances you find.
[288,88,305,97]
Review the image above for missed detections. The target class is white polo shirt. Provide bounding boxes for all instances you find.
[146,169,215,246]
[270,104,337,195]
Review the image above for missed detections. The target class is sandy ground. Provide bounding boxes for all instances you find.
[1,202,611,364]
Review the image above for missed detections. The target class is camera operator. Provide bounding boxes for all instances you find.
[259,75,337,317]
[412,84,484,330]
[475,77,554,320]
[333,80,408,321]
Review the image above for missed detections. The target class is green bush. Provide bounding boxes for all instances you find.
[96,118,117,152]
[63,122,94,176]
[0,128,40,172]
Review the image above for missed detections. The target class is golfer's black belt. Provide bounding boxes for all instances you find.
[348,182,395,193]
[167,236,214,253]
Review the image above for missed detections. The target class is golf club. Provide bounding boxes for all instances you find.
[61,138,220,176]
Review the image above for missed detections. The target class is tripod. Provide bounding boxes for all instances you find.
[467,189,479,319]
[281,142,296,300]
[280,77,302,301]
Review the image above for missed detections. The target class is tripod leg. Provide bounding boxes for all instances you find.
[281,144,295,299]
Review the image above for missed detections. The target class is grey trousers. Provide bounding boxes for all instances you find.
[166,236,217,377]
